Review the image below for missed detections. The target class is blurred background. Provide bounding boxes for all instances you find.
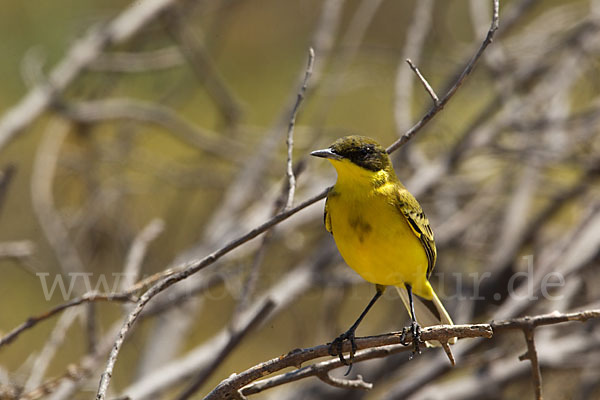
[1,0,599,399]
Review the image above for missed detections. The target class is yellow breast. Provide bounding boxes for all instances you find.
[326,161,431,296]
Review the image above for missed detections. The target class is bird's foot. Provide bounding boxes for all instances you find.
[400,321,421,359]
[328,329,357,375]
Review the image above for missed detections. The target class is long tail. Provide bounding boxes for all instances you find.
[395,286,456,347]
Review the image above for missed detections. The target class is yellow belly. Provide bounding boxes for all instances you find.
[328,186,432,297]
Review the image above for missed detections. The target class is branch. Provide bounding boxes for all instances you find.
[394,0,434,135]
[285,47,315,210]
[117,257,322,399]
[492,310,600,400]
[88,47,184,72]
[94,189,325,400]
[205,325,492,399]
[519,326,542,400]
[60,98,244,159]
[405,58,439,106]
[0,292,135,349]
[0,0,181,152]
[0,240,34,259]
[174,299,276,400]
[164,4,243,126]
[208,309,600,398]
[316,372,372,391]
[387,0,499,154]
[120,218,165,291]
[490,309,600,331]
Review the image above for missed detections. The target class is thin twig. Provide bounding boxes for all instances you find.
[0,0,181,151]
[394,0,434,135]
[490,309,600,331]
[285,47,315,210]
[23,308,82,392]
[60,98,244,158]
[85,303,98,356]
[89,47,184,72]
[387,0,500,154]
[311,0,384,128]
[175,299,276,400]
[242,346,398,396]
[0,292,136,349]
[118,256,325,399]
[20,320,124,400]
[31,118,85,280]
[0,240,34,259]
[198,0,342,244]
[164,6,242,126]
[120,218,165,291]
[316,372,373,390]
[94,189,327,400]
[405,58,439,106]
[519,326,543,400]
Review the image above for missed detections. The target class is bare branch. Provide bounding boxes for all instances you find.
[164,6,242,126]
[210,310,600,398]
[206,325,493,399]
[0,292,135,349]
[285,47,315,210]
[519,327,542,400]
[94,189,326,400]
[405,58,439,106]
[387,0,500,154]
[119,256,324,399]
[23,308,82,392]
[316,372,373,391]
[89,47,184,72]
[174,299,276,400]
[0,240,34,259]
[31,118,85,280]
[60,98,244,159]
[394,0,434,135]
[491,309,600,331]
[0,0,182,152]
[120,218,165,291]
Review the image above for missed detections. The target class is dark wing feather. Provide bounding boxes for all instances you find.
[395,189,437,279]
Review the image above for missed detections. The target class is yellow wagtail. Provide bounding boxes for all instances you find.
[311,135,454,367]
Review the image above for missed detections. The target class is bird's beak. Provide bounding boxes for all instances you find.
[310,148,343,160]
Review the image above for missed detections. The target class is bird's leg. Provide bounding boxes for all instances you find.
[405,283,421,358]
[329,285,385,375]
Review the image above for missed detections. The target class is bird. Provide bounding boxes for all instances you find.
[310,135,454,368]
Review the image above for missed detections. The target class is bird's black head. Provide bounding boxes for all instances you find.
[311,135,391,172]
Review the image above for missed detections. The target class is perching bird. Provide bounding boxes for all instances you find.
[311,135,454,367]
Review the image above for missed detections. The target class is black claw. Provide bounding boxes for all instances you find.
[399,326,410,346]
[410,320,421,357]
[400,321,422,358]
[328,329,357,374]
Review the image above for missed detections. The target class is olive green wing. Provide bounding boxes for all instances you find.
[324,196,333,234]
[395,189,437,279]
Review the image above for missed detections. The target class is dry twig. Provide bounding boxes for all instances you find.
[0,0,182,151]
[285,47,315,210]
[387,0,500,154]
